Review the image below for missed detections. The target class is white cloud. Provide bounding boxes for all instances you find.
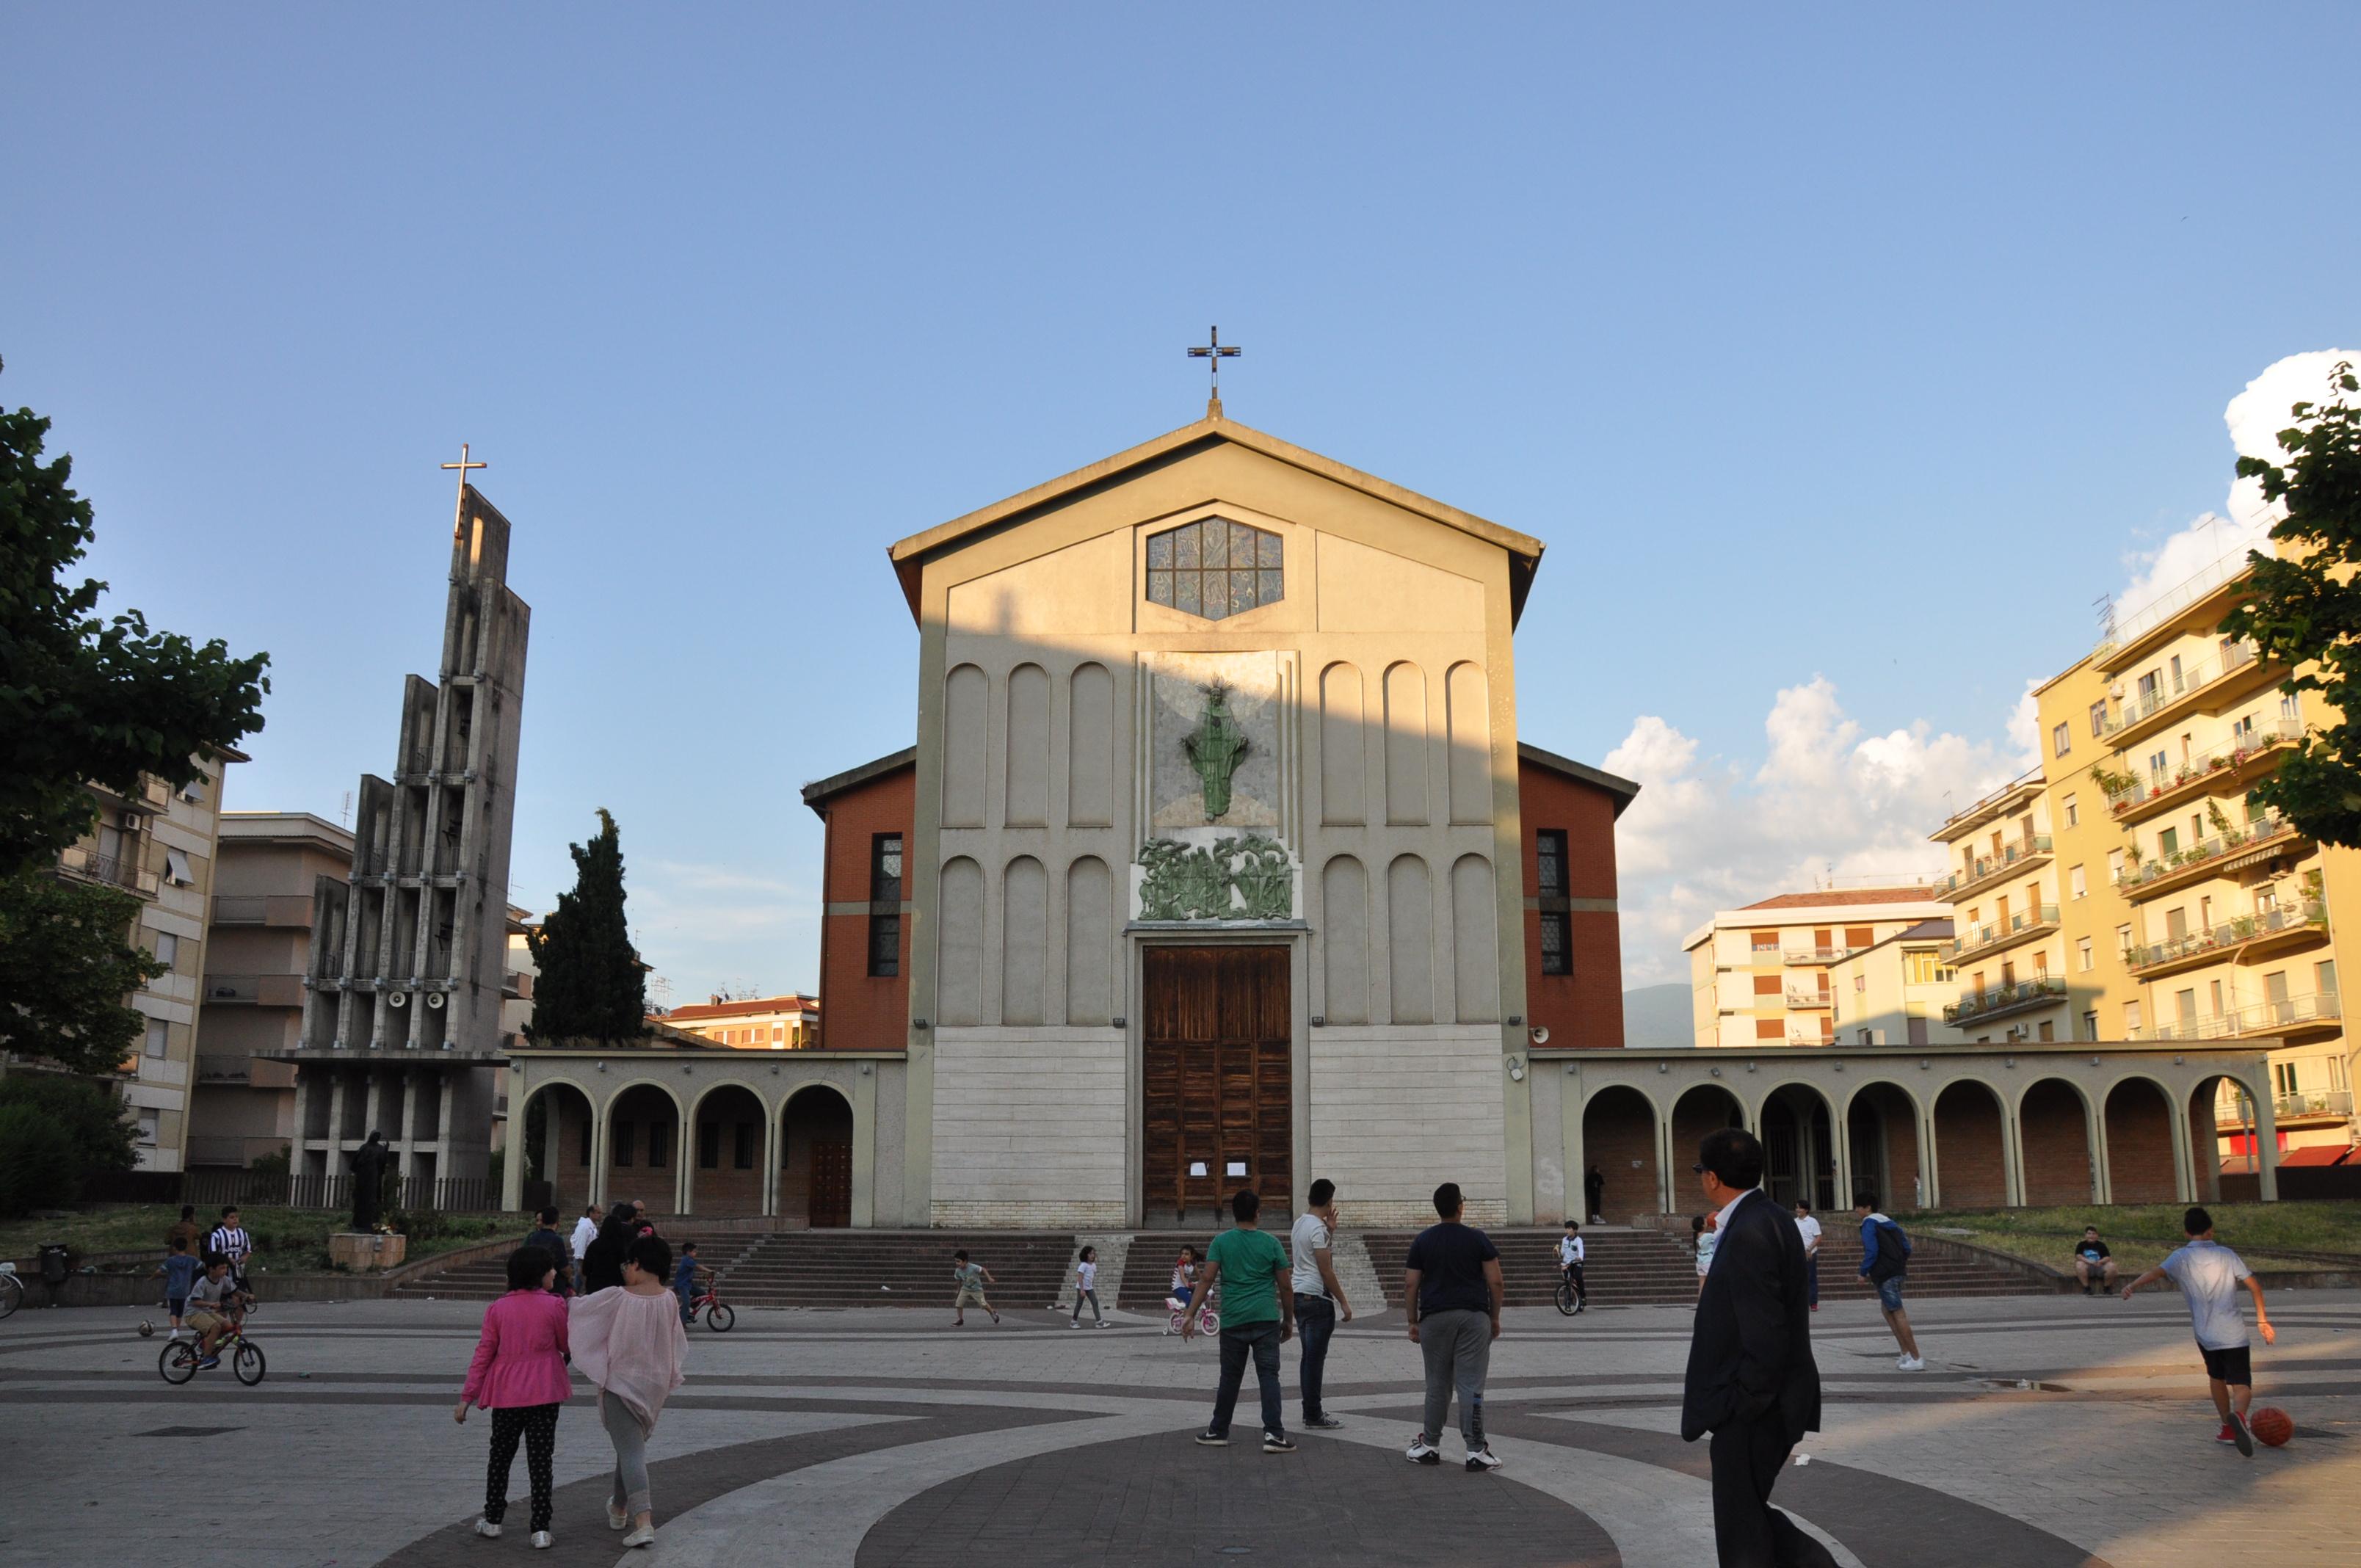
[2114,349,2357,626]
[625,857,819,1002]
[1609,678,2025,986]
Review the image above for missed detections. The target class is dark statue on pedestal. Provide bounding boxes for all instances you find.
[349,1130,395,1231]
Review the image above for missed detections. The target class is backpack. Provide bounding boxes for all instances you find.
[1866,1220,1910,1282]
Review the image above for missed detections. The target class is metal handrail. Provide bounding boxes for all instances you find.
[2114,810,2298,892]
[2139,990,2342,1042]
[1947,904,2061,960]
[2125,899,2329,972]
[2097,549,2258,656]
[1943,975,2067,1023]
[2106,718,2303,810]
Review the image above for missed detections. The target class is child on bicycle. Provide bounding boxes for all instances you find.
[1168,1245,1200,1309]
[1559,1219,1586,1313]
[671,1241,703,1326]
[184,1253,239,1368]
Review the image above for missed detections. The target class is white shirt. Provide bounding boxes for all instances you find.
[1559,1235,1584,1266]
[2163,1239,2254,1350]
[1076,1260,1097,1291]
[570,1216,599,1260]
[1795,1213,1822,1256]
[1289,1212,1332,1297]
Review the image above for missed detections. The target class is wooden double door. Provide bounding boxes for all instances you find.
[1142,945,1292,1223]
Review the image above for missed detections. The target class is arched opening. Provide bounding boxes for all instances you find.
[2105,1078,2179,1204]
[520,1081,596,1214]
[1844,1082,1922,1211]
[1669,1084,1747,1207]
[1758,1084,1839,1211]
[2020,1078,2095,1207]
[1932,1080,2009,1207]
[1579,1086,1658,1221]
[2194,1073,2266,1202]
[780,1085,855,1228]
[604,1084,684,1215]
[687,1085,767,1216]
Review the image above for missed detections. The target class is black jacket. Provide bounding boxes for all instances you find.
[1680,1188,1821,1444]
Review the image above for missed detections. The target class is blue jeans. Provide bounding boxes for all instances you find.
[1805,1256,1818,1307]
[1294,1294,1336,1420]
[1209,1321,1285,1438]
[676,1282,695,1324]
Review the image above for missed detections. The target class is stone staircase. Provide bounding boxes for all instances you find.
[1358,1224,2049,1307]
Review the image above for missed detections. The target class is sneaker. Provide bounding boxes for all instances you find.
[1263,1431,1296,1453]
[620,1522,656,1548]
[531,1531,554,1550]
[196,1356,220,1370]
[1465,1447,1504,1472]
[474,1520,503,1539]
[2228,1411,2253,1456]
[608,1503,628,1531]
[1194,1430,1229,1446]
[1305,1414,1343,1429]
[2216,1422,2241,1445]
[1067,1320,1082,1329]
[1897,1354,1926,1371]
[1808,1304,1818,1313]
[1406,1434,1442,1465]
[1096,1319,1112,1328]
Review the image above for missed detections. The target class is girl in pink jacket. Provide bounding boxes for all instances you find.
[455,1246,573,1547]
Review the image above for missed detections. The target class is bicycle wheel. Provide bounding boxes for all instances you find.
[0,1273,22,1321]
[159,1340,199,1384]
[707,1302,735,1332]
[233,1341,266,1386]
[1555,1278,1578,1316]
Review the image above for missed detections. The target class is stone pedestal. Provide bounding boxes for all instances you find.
[329,1233,407,1271]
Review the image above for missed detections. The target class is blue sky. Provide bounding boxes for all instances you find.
[7,4,2357,997]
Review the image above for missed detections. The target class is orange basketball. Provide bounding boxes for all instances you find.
[2249,1407,2293,1448]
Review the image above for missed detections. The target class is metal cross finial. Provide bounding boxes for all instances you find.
[1188,326,1241,417]
[440,443,487,539]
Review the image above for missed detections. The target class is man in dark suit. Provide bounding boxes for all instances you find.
[1680,1128,1835,1568]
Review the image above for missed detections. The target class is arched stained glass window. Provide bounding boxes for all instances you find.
[1145,518,1282,621]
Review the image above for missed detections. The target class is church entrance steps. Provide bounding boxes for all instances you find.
[1327,1229,1387,1311]
[1058,1233,1131,1313]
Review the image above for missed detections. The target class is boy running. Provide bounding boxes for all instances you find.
[951,1249,1000,1326]
[2122,1205,2276,1456]
[1558,1219,1586,1313]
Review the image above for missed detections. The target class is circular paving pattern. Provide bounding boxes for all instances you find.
[856,1427,1621,1567]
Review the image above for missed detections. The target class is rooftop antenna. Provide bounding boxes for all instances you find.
[340,788,353,828]
[2093,590,2116,644]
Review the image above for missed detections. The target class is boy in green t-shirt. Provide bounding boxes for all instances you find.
[1188,1189,1296,1453]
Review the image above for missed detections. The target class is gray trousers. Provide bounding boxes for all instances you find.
[1418,1307,1491,1451]
[601,1392,651,1516]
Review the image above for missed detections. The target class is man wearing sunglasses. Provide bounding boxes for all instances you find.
[1678,1128,1833,1568]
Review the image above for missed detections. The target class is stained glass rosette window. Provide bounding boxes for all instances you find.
[1145,518,1282,620]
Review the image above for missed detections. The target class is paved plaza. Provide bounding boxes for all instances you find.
[2,1286,2356,1566]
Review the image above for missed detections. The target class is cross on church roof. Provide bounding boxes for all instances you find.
[440,443,487,538]
[1188,327,1241,418]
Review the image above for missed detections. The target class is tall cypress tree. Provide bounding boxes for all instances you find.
[525,808,646,1042]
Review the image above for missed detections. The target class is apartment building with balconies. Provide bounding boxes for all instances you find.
[1682,885,1953,1049]
[187,811,355,1169]
[1932,552,2358,1158]
[1930,769,2072,1042]
[39,756,240,1170]
[1826,919,1964,1045]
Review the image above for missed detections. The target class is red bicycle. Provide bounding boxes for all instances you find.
[686,1279,735,1332]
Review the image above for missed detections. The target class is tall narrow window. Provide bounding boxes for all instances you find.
[868,832,903,979]
[1534,828,1570,973]
[614,1122,635,1168]
[734,1122,757,1170]
[698,1119,720,1169]
[647,1121,669,1169]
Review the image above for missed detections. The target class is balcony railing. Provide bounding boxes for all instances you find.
[196,1053,252,1084]
[2135,990,2342,1042]
[2106,719,2302,817]
[1948,904,2061,962]
[2097,549,2255,661]
[202,973,307,1007]
[58,844,161,896]
[1943,975,2067,1025]
[2104,640,2261,735]
[2125,899,2329,973]
[1782,945,1857,965]
[2277,1088,2354,1119]
[1939,835,2054,899]
[1785,987,1834,1007]
[2114,809,2299,894]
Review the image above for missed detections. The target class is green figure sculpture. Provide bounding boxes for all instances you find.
[1182,680,1251,820]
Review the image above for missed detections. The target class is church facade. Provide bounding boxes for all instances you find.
[871,413,1630,1230]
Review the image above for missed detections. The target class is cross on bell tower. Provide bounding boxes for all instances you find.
[1188,327,1241,419]
[440,443,487,539]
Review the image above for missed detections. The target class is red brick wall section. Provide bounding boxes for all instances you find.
[541,1086,595,1211]
[2105,1079,2177,1205]
[1581,1086,1660,1221]
[689,1087,768,1216]
[1517,758,1625,1048]
[1669,1086,1745,1180]
[1846,1083,1920,1211]
[603,1086,684,1208]
[812,763,914,1050]
[2020,1079,2095,1207]
[1933,1082,2008,1207]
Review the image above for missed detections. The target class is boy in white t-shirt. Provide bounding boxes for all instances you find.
[2122,1205,2277,1455]
[1557,1220,1586,1313]
[1068,1244,1109,1328]
[1793,1199,1822,1312]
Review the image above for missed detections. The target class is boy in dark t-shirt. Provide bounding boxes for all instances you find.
[1403,1182,1504,1472]
[2074,1227,2117,1296]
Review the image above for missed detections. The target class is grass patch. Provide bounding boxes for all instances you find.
[0,1204,518,1271]
[1915,1201,2361,1275]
